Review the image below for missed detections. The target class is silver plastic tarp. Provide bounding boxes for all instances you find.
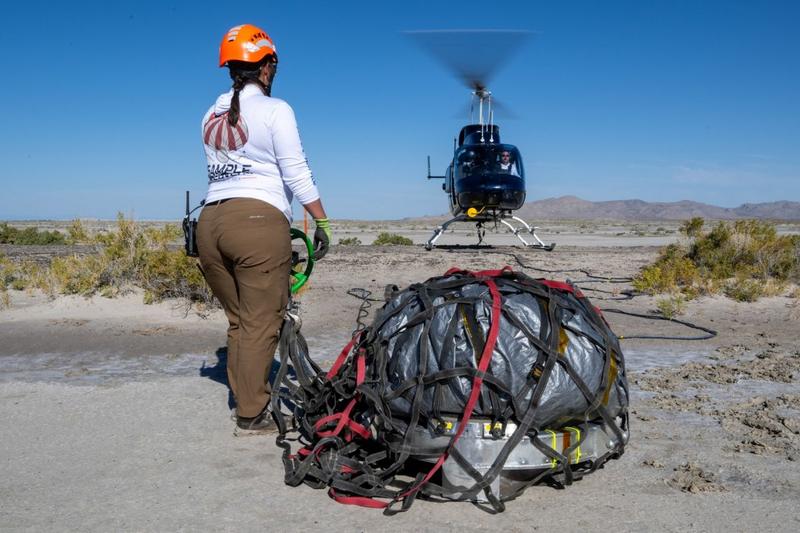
[375,274,628,429]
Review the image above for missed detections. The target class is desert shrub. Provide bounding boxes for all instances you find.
[66,219,90,244]
[0,254,12,290]
[724,277,764,302]
[1,257,44,293]
[373,232,413,246]
[0,224,14,244]
[49,253,108,295]
[338,237,362,246]
[1,215,212,306]
[632,244,700,295]
[689,220,799,282]
[138,246,212,304]
[0,255,33,292]
[634,218,800,302]
[0,223,66,245]
[680,217,704,238]
[656,295,687,319]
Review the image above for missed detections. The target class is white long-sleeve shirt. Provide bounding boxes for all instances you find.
[201,84,319,222]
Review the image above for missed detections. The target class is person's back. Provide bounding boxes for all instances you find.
[196,23,331,434]
[202,85,316,222]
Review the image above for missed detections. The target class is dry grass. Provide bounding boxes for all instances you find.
[1,215,213,308]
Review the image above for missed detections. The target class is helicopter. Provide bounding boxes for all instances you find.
[408,30,555,251]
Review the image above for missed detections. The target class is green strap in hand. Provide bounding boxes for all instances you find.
[289,228,314,294]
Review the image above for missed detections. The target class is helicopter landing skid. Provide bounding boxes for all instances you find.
[424,214,556,251]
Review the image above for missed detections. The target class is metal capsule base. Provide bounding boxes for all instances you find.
[410,418,628,502]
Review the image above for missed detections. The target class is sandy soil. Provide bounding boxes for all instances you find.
[1,235,799,531]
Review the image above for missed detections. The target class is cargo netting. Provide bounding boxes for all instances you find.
[271,267,629,513]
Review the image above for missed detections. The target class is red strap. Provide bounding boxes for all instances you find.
[315,398,357,437]
[314,397,372,441]
[322,269,510,507]
[329,488,389,509]
[399,277,503,499]
[472,266,513,278]
[356,349,366,386]
[445,266,513,278]
[539,279,584,298]
[327,331,363,380]
[345,419,372,440]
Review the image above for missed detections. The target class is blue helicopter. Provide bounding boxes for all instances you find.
[409,30,555,250]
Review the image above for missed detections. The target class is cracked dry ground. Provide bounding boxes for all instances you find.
[632,341,800,496]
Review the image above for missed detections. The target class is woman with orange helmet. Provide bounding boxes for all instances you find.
[197,24,331,432]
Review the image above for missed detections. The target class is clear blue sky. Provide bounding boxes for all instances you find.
[1,0,798,220]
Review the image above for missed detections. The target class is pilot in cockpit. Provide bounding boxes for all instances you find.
[497,150,519,176]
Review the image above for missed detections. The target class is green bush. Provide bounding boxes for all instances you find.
[338,237,362,246]
[373,232,413,246]
[632,244,700,295]
[634,218,800,302]
[0,223,66,245]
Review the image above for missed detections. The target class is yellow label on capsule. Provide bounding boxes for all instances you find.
[467,207,478,218]
[483,422,503,434]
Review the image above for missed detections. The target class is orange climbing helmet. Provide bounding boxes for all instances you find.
[218,24,277,67]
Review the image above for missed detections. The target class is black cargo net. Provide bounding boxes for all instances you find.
[271,267,629,513]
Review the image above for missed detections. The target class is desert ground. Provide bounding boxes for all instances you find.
[1,220,799,532]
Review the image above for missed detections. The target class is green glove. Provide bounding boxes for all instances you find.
[313,218,331,260]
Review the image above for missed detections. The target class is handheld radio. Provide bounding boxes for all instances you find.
[182,191,201,257]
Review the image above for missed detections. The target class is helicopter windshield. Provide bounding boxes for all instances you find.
[454,144,524,179]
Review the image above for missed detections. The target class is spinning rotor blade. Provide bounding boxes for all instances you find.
[404,29,533,92]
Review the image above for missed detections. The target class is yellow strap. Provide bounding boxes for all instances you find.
[545,429,558,468]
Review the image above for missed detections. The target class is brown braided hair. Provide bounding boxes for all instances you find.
[226,57,276,126]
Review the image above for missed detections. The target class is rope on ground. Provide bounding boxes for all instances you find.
[507,253,717,341]
[510,253,634,284]
[600,308,717,341]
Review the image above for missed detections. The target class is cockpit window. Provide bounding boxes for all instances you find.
[455,144,524,179]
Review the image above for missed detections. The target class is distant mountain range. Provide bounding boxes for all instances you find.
[514,196,800,221]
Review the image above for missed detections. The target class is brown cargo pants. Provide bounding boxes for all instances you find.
[196,198,291,418]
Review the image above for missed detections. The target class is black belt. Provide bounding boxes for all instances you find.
[205,198,234,206]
